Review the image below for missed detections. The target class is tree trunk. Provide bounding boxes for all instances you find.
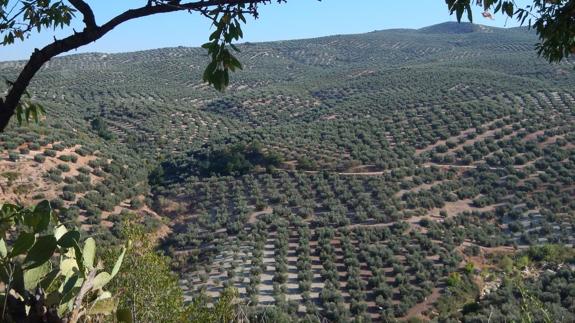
[0,29,102,131]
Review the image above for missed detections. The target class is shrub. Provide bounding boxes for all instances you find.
[93,169,106,177]
[99,200,116,212]
[28,142,41,150]
[46,173,62,183]
[50,197,65,209]
[130,198,144,210]
[4,141,17,149]
[105,220,187,323]
[61,205,80,222]
[76,173,91,183]
[85,206,102,221]
[58,155,72,162]
[62,191,76,201]
[34,154,46,163]
[8,151,19,162]
[63,176,76,184]
[43,149,57,157]
[75,147,90,156]
[57,163,71,172]
[88,159,102,168]
[76,197,91,210]
[78,166,91,174]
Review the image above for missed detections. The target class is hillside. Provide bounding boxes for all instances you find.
[1,22,574,321]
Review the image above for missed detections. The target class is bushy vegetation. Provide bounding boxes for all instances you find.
[0,201,126,322]
[153,142,282,182]
[1,22,574,321]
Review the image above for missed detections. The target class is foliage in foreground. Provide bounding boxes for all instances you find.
[462,267,575,323]
[0,200,126,322]
[437,245,575,323]
[105,217,186,323]
[106,215,244,323]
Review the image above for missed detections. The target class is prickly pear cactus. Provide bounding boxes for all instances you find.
[0,200,129,323]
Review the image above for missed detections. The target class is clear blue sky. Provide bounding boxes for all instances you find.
[2,0,531,61]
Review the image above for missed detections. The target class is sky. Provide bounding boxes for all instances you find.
[1,0,532,61]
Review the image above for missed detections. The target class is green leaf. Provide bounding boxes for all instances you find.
[235,22,243,38]
[92,272,111,290]
[456,6,464,22]
[466,3,473,23]
[0,238,7,258]
[97,291,112,301]
[34,200,51,215]
[40,269,60,290]
[58,230,80,248]
[87,297,116,315]
[59,274,79,295]
[209,29,220,41]
[230,43,241,52]
[202,61,218,83]
[238,11,246,24]
[24,261,52,290]
[83,237,96,269]
[111,246,126,278]
[54,225,67,241]
[483,0,495,11]
[23,200,51,233]
[59,285,81,314]
[10,232,35,257]
[201,42,214,50]
[24,235,57,269]
[229,55,243,70]
[32,200,51,232]
[73,242,85,275]
[10,265,24,296]
[494,1,502,13]
[503,2,514,17]
[60,258,78,277]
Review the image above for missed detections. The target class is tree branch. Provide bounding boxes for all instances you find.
[0,0,271,132]
[68,0,97,29]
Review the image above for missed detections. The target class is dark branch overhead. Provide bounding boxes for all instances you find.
[68,0,97,29]
[0,0,275,131]
[101,0,268,33]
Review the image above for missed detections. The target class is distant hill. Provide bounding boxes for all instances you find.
[419,21,490,34]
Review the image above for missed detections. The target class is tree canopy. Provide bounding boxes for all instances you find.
[0,0,573,131]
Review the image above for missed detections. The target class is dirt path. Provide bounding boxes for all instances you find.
[248,207,273,224]
[422,163,506,170]
[404,287,443,319]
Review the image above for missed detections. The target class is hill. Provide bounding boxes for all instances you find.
[419,21,491,33]
[1,23,574,321]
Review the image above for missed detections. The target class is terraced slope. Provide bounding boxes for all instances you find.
[1,22,574,321]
